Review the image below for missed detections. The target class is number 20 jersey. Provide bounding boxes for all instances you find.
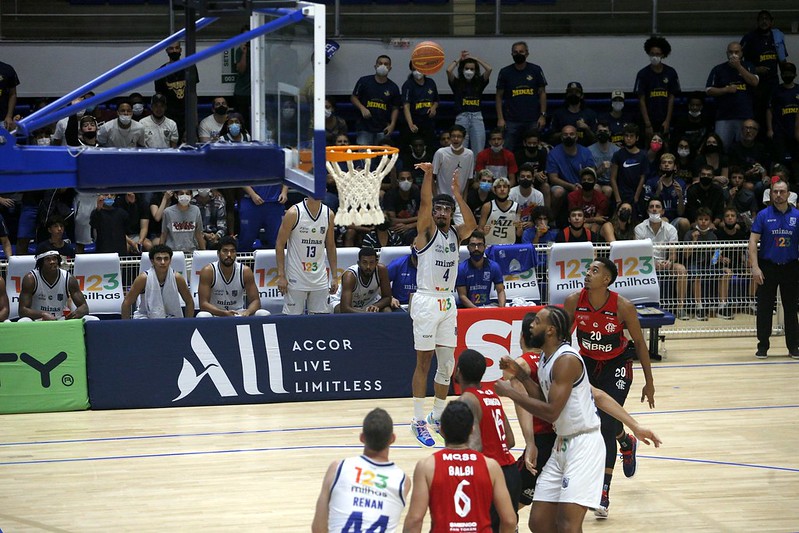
[328,455,407,533]
[415,227,459,294]
[286,200,331,291]
[573,289,628,361]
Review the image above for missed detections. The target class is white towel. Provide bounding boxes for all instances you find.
[134,267,183,319]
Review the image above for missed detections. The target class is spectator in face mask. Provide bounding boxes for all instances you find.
[198,96,229,142]
[350,55,401,146]
[154,41,199,141]
[192,189,227,250]
[705,42,760,148]
[384,169,421,245]
[361,216,404,250]
[140,93,178,148]
[476,128,519,185]
[129,92,149,121]
[401,60,439,156]
[550,81,597,146]
[219,113,250,143]
[598,90,634,145]
[447,51,493,153]
[98,101,146,148]
[634,36,681,142]
[673,94,712,153]
[160,189,206,253]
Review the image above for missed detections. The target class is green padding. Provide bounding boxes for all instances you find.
[0,320,89,414]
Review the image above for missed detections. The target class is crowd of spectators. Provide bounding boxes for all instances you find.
[0,10,795,322]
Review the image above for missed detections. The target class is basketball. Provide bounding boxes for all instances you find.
[411,41,445,76]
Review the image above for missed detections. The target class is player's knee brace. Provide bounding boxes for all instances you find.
[434,346,456,386]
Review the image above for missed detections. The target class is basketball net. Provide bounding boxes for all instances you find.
[325,148,398,226]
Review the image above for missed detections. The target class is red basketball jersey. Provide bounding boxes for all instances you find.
[430,449,494,533]
[573,289,629,361]
[462,387,516,466]
[519,352,555,436]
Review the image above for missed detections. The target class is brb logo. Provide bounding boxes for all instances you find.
[0,351,73,388]
[173,323,287,402]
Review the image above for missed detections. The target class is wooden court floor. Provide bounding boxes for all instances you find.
[1,337,798,533]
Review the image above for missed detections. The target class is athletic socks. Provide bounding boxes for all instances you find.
[432,397,447,420]
[603,473,613,495]
[617,432,633,451]
[413,397,426,420]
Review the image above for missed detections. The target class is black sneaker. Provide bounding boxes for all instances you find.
[621,435,638,477]
[755,349,768,359]
[717,303,733,320]
[789,350,799,360]
[695,307,708,321]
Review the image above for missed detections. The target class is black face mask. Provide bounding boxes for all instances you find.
[512,53,526,65]
[783,75,796,84]
[82,130,97,140]
[724,222,738,229]
[168,52,181,61]
[705,144,719,154]
[618,210,631,222]
[581,181,595,190]
[700,177,713,187]
[519,179,533,188]
[215,106,228,115]
[661,170,675,178]
[596,131,610,143]
[565,94,581,106]
[562,137,577,147]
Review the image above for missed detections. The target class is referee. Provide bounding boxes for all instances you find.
[749,178,799,359]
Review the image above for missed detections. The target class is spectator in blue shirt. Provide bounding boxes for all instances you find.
[706,42,760,148]
[546,125,595,221]
[456,230,506,308]
[401,60,439,155]
[634,36,681,142]
[749,178,799,359]
[387,247,417,308]
[350,55,401,146]
[495,41,548,151]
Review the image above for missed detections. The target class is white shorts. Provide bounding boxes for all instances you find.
[409,292,457,351]
[282,287,330,315]
[533,429,604,509]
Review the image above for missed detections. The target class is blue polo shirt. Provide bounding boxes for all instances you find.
[752,204,799,264]
[545,144,595,185]
[387,254,417,305]
[456,257,504,306]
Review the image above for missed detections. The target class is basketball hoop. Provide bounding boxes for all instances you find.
[326,145,399,226]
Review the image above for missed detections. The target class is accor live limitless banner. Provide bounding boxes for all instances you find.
[0,320,89,414]
[85,314,419,409]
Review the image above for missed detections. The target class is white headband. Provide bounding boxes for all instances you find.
[35,249,60,262]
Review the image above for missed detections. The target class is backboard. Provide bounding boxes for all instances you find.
[251,2,326,198]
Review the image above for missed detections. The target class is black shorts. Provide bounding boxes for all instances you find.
[517,431,557,507]
[583,348,634,406]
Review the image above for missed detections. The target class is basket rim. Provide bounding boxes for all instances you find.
[326,145,399,162]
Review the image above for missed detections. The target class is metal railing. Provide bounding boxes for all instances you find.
[0,240,777,340]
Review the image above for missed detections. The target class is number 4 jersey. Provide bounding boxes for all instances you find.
[429,449,493,533]
[328,455,407,533]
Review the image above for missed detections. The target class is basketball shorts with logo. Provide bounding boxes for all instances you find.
[409,292,457,351]
[583,350,633,407]
[517,432,557,506]
[532,430,604,508]
[282,286,330,315]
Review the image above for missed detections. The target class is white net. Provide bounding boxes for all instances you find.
[325,149,398,226]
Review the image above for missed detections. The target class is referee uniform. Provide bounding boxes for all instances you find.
[750,199,799,357]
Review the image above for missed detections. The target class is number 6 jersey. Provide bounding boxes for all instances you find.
[429,449,493,533]
[328,455,407,533]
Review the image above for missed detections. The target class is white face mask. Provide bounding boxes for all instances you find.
[612,101,624,112]
[178,194,191,206]
[677,148,690,158]
[118,114,132,125]
[375,65,389,77]
[463,69,475,80]
[197,189,211,196]
[412,70,424,80]
[649,55,662,66]
[324,108,333,118]
[132,103,144,115]
[648,212,662,223]
[688,110,701,118]
[398,180,413,192]
[37,137,51,146]
[282,108,295,119]
[491,145,504,153]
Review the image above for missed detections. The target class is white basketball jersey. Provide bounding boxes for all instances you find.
[209,261,247,311]
[538,343,601,437]
[415,227,459,294]
[341,265,381,309]
[285,200,331,291]
[29,268,70,315]
[485,199,519,245]
[328,455,407,533]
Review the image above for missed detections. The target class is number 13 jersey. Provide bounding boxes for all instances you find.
[286,199,331,291]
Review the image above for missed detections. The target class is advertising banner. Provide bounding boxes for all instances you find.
[547,242,595,305]
[72,253,124,314]
[86,313,419,409]
[609,238,660,305]
[0,320,89,414]
[454,305,543,390]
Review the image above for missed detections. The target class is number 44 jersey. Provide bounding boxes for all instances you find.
[328,455,407,533]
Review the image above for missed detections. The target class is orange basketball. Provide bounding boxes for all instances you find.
[411,41,445,76]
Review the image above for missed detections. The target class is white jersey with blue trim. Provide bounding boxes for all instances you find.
[209,261,246,311]
[29,268,70,315]
[286,200,331,291]
[339,265,381,309]
[415,227,459,294]
[538,343,601,437]
[327,455,407,533]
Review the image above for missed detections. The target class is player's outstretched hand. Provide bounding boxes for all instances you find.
[499,356,523,378]
[493,379,514,397]
[641,382,655,409]
[524,446,538,475]
[631,425,662,448]
[414,162,433,173]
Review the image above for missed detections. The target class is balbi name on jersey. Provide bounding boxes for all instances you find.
[448,465,474,476]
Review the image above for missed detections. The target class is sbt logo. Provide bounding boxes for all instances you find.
[463,319,525,382]
[174,323,287,401]
[0,351,73,388]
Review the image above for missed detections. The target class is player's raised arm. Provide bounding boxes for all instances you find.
[453,169,478,241]
[415,162,435,246]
